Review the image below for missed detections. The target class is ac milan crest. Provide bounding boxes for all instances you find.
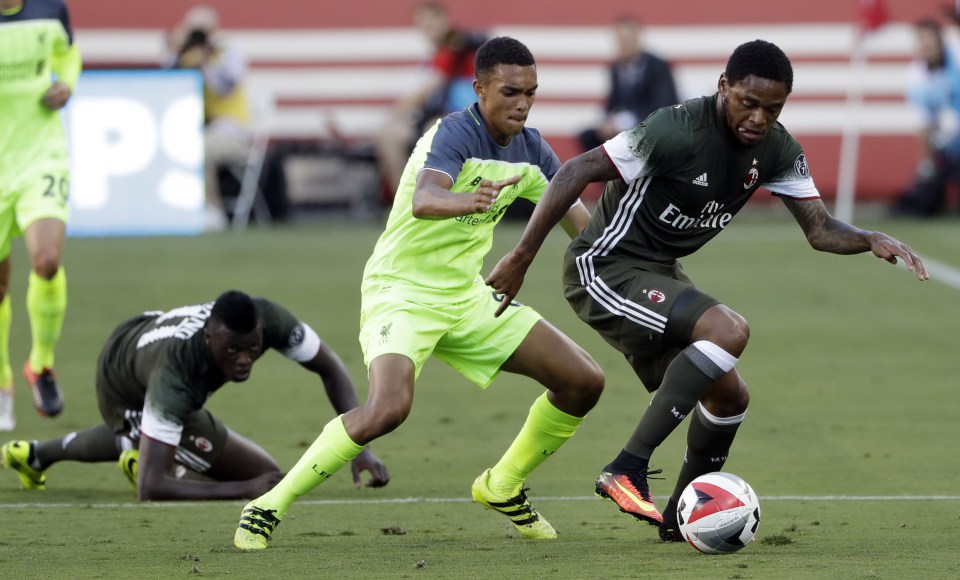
[647,289,666,303]
[193,436,213,452]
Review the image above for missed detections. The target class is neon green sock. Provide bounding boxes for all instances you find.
[0,295,12,388]
[487,392,583,497]
[26,268,67,372]
[264,416,363,511]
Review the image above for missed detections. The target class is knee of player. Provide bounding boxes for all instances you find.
[578,357,606,400]
[707,382,750,417]
[721,310,750,351]
[364,398,412,436]
[31,254,62,279]
[696,307,750,356]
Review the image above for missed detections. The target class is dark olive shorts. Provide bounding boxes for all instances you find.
[104,405,229,475]
[563,252,719,392]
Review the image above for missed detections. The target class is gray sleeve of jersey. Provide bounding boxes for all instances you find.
[423,119,472,181]
[256,299,323,362]
[762,142,821,200]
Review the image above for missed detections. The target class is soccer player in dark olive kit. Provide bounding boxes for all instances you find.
[486,39,928,542]
[2,290,390,500]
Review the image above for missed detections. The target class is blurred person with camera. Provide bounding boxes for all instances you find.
[164,5,252,231]
[0,0,81,431]
[892,16,960,217]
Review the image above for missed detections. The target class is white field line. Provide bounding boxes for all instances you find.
[1,494,959,510]
[914,255,960,290]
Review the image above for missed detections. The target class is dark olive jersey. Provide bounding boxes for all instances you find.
[96,298,321,446]
[568,93,820,283]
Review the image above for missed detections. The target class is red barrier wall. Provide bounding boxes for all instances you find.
[73,0,943,28]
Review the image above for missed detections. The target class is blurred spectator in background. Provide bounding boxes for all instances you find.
[578,16,678,153]
[892,16,960,217]
[163,5,252,231]
[375,2,486,194]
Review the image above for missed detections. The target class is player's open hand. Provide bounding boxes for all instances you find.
[351,447,391,488]
[41,81,72,111]
[867,232,929,281]
[247,470,286,497]
[486,248,533,317]
[471,175,521,214]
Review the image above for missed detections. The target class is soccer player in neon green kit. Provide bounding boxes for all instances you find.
[0,0,80,431]
[234,36,605,549]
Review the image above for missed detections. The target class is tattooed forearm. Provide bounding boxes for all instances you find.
[782,198,872,254]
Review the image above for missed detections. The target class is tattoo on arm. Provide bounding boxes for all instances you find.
[782,198,871,255]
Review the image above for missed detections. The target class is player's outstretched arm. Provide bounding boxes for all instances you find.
[487,148,619,316]
[781,197,929,280]
[300,343,391,488]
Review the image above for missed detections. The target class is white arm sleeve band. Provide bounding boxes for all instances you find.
[283,322,322,362]
[140,402,184,447]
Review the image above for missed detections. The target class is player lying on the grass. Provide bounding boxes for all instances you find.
[486,39,928,542]
[1,290,390,499]
[233,36,605,550]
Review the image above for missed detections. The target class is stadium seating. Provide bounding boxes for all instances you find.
[75,23,921,200]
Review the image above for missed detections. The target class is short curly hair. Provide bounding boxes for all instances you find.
[725,39,793,94]
[475,36,536,82]
[209,290,259,334]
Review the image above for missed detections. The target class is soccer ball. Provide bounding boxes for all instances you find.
[676,471,761,554]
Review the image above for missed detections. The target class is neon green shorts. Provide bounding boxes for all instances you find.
[0,161,70,260]
[359,280,542,388]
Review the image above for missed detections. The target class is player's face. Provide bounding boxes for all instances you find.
[718,73,788,147]
[205,322,264,382]
[474,64,538,146]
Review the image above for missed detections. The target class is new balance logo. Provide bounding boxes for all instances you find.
[692,173,709,187]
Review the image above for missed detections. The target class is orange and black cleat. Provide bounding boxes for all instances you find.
[595,468,664,526]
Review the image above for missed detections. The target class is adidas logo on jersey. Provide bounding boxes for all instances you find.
[692,173,709,187]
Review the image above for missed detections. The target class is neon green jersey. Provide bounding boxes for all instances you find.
[0,0,81,177]
[362,104,561,299]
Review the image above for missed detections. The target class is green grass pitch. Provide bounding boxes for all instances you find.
[0,211,957,578]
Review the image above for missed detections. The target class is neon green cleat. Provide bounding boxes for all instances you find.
[234,498,286,550]
[118,449,138,492]
[1,440,46,490]
[471,469,557,539]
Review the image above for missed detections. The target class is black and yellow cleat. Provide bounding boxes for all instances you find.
[1,440,46,490]
[235,499,286,550]
[471,468,557,539]
[118,449,139,492]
